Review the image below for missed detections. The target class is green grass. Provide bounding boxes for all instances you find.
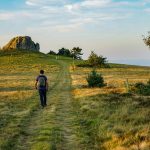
[1,50,150,150]
[0,50,61,149]
[0,50,82,150]
[73,94,150,150]
[71,65,150,150]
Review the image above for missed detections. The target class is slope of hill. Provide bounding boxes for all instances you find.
[0,51,150,150]
[0,51,61,149]
[70,62,150,150]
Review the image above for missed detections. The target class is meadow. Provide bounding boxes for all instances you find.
[0,51,150,150]
[0,51,60,149]
[70,65,150,150]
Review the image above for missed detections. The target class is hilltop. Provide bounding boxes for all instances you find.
[2,36,40,51]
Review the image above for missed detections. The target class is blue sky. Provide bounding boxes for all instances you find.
[0,0,150,65]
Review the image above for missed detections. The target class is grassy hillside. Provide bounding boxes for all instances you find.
[0,51,150,150]
[0,50,61,149]
[70,64,150,150]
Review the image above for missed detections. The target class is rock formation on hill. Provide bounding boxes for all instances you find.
[2,36,40,51]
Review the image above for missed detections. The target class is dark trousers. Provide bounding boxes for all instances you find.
[39,89,47,107]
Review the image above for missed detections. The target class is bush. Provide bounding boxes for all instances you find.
[48,50,57,55]
[132,80,150,95]
[86,70,106,87]
[88,51,108,68]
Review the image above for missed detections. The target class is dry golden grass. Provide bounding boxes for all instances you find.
[72,87,126,98]
[104,132,150,150]
[0,52,62,149]
[70,65,150,150]
[71,66,150,98]
[0,90,34,101]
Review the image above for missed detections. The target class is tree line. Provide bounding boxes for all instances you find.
[48,47,108,67]
[48,47,83,59]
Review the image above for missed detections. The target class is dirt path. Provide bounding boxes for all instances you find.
[17,60,81,150]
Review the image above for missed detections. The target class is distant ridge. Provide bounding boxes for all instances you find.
[2,36,40,51]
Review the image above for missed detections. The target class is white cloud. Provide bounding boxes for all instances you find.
[143,0,150,4]
[25,0,66,6]
[81,0,111,8]
[40,6,63,14]
[144,8,150,12]
[65,0,111,12]
[26,1,37,6]
[65,4,80,12]
[0,12,14,21]
[70,17,94,23]
[0,10,47,22]
[54,23,83,32]
[0,0,136,33]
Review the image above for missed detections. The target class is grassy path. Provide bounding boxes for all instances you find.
[17,60,80,150]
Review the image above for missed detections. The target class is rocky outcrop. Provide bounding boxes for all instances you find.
[2,36,40,51]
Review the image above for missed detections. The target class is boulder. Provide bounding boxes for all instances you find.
[2,36,40,51]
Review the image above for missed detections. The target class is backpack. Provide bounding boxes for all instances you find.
[38,76,46,87]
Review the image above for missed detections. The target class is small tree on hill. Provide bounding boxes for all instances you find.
[57,47,71,57]
[88,51,107,67]
[48,50,57,55]
[143,32,150,48]
[86,70,106,87]
[71,47,83,59]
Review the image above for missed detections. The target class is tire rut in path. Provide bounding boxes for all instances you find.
[18,61,81,150]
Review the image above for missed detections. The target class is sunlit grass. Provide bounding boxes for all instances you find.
[0,50,60,149]
[71,65,150,150]
[1,50,150,150]
[71,66,150,97]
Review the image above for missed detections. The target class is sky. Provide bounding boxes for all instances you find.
[0,0,150,65]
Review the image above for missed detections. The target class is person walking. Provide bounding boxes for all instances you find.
[35,70,48,108]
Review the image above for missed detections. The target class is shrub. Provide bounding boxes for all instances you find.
[48,50,57,55]
[88,51,109,68]
[86,70,106,87]
[132,80,150,95]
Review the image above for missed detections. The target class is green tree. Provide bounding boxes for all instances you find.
[48,50,57,55]
[71,47,83,59]
[143,32,150,48]
[86,70,106,87]
[57,47,71,57]
[88,51,107,67]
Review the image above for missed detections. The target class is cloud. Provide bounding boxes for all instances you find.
[0,0,137,32]
[81,0,111,8]
[54,23,83,32]
[65,4,79,12]
[0,10,45,22]
[25,0,66,7]
[26,0,39,6]
[25,1,37,6]
[143,0,150,4]
[27,12,127,33]
[0,12,14,21]
[144,8,150,12]
[40,6,63,14]
[65,0,111,12]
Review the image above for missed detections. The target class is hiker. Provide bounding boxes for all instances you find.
[35,70,48,108]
